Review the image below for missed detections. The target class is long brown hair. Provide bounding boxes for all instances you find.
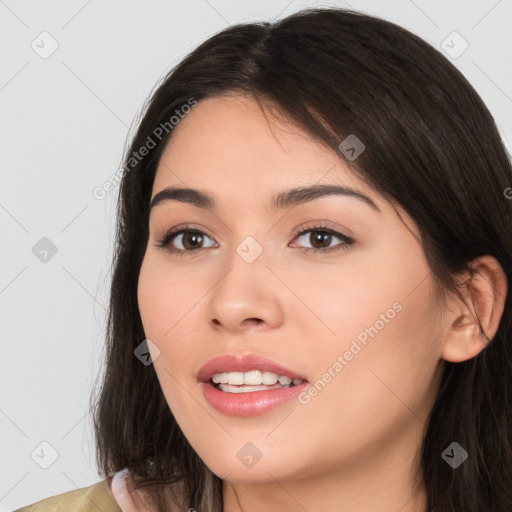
[90,7,512,511]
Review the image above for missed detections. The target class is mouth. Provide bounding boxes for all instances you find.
[197,354,308,394]
[197,354,308,416]
[209,370,306,394]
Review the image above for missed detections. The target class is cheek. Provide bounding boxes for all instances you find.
[286,256,414,365]
[137,253,202,344]
[137,257,168,342]
[318,272,441,425]
[286,233,422,344]
[284,276,441,469]
[294,242,441,413]
[137,255,203,420]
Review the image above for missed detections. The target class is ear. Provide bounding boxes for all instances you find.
[441,255,508,363]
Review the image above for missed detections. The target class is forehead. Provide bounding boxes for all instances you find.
[153,94,375,201]
[149,95,421,240]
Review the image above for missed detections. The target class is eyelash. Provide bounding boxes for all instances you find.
[155,223,354,257]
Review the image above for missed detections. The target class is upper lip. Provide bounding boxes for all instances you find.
[197,354,308,383]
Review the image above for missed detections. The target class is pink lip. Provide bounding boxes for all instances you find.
[200,380,308,416]
[197,354,308,417]
[196,353,308,383]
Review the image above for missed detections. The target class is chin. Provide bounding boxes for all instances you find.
[198,445,308,483]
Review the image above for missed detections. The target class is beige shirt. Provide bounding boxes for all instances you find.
[12,470,191,511]
[13,479,121,512]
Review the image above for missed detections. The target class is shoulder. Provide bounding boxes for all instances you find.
[13,478,121,512]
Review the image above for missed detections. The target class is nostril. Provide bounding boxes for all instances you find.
[244,318,263,326]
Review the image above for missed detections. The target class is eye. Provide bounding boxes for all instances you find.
[155,222,354,256]
[155,226,217,256]
[290,223,354,254]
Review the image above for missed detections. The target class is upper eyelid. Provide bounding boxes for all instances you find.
[164,223,347,235]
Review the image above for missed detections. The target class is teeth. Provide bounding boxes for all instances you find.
[212,372,228,384]
[245,370,264,385]
[262,372,279,385]
[211,370,304,386]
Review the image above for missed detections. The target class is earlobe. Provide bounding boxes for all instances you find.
[440,255,508,363]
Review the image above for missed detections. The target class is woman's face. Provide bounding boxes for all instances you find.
[137,94,445,484]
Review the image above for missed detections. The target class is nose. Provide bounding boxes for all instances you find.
[204,243,285,334]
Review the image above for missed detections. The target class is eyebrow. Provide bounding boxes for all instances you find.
[149,184,381,213]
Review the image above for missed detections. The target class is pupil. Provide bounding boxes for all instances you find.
[312,231,330,248]
[184,232,202,250]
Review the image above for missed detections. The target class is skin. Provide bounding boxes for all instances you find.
[125,94,508,512]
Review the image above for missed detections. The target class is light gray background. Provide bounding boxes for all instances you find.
[1,0,511,510]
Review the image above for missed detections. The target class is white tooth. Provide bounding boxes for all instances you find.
[262,372,279,385]
[227,372,244,385]
[220,384,272,393]
[243,370,263,385]
[211,370,299,387]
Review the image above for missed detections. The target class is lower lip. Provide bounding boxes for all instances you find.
[200,381,308,416]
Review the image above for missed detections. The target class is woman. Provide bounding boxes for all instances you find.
[16,6,511,512]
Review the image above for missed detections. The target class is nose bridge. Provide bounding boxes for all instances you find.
[219,231,270,296]
[205,229,283,330]
[235,233,267,266]
[221,211,273,273]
